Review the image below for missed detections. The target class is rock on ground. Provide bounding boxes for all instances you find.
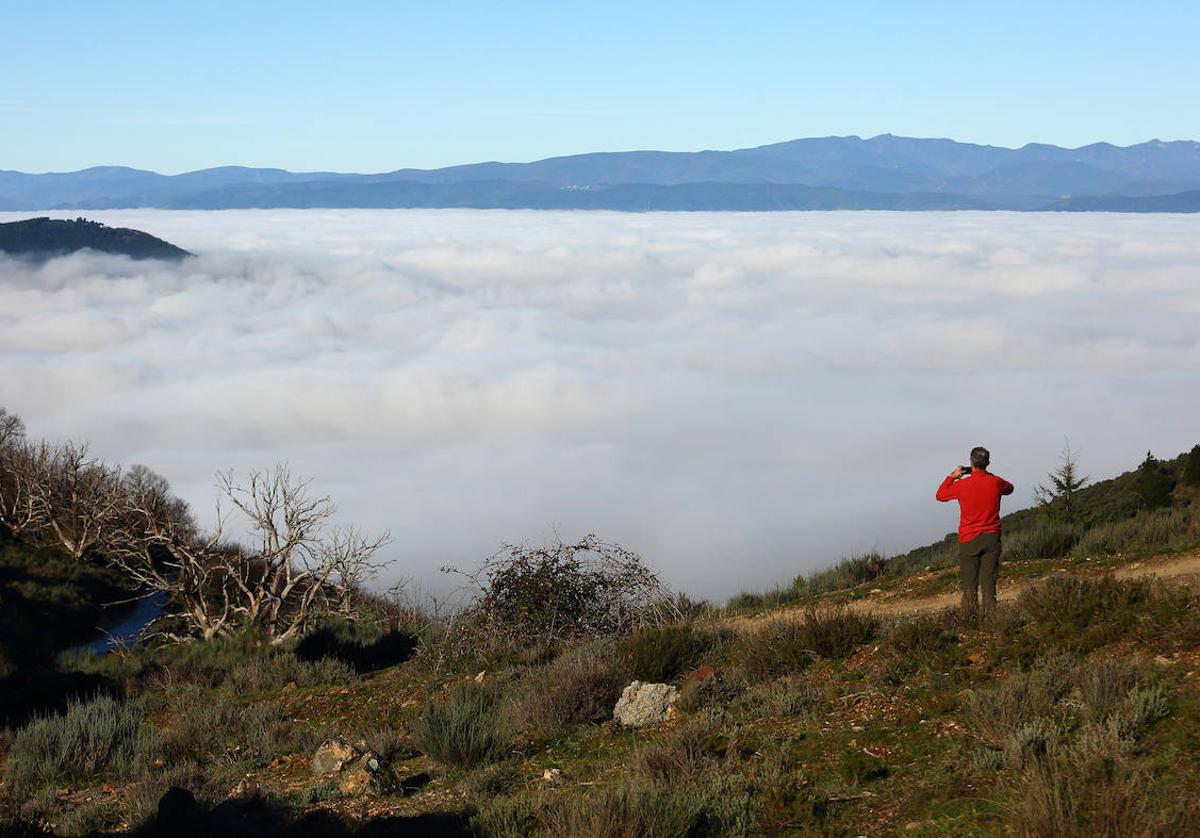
[310,737,396,795]
[613,680,678,727]
[311,738,359,776]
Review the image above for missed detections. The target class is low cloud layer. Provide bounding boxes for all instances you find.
[3,209,1199,598]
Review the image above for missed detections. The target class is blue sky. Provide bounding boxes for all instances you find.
[3,1,1198,173]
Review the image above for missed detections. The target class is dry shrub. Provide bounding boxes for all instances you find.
[965,659,1073,747]
[675,668,749,713]
[630,719,721,782]
[793,607,880,659]
[1016,750,1198,838]
[888,614,957,657]
[540,779,750,838]
[731,675,825,719]
[447,536,680,650]
[512,641,631,737]
[736,620,814,680]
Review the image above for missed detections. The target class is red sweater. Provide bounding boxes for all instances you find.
[936,472,1015,542]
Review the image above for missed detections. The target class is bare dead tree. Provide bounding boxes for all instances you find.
[0,410,45,539]
[106,476,236,642]
[0,408,23,449]
[323,525,392,618]
[108,464,389,644]
[28,441,125,560]
[218,466,390,643]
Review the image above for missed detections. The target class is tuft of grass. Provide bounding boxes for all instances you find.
[675,667,749,714]
[540,779,751,838]
[731,676,825,719]
[411,681,513,769]
[738,609,878,681]
[5,694,159,792]
[227,652,358,693]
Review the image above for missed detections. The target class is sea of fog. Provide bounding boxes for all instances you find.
[2,209,1199,599]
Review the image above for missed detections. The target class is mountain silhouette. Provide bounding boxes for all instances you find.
[3,135,1200,211]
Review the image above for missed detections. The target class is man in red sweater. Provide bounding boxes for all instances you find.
[936,446,1015,614]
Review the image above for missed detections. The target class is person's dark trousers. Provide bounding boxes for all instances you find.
[959,532,1001,614]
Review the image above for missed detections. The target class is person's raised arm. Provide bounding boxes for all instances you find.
[936,467,964,502]
[999,477,1014,496]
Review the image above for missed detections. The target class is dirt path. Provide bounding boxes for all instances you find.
[728,548,1200,631]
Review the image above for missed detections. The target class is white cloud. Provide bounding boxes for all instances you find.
[3,209,1200,598]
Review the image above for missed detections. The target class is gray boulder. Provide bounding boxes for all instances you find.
[613,680,678,727]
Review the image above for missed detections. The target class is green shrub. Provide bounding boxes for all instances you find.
[449,536,678,649]
[735,620,815,680]
[731,676,824,719]
[5,695,158,792]
[513,642,630,737]
[1136,452,1176,510]
[411,681,513,769]
[792,607,880,659]
[624,624,722,683]
[160,689,316,768]
[227,652,358,693]
[1184,444,1200,488]
[964,660,1072,747]
[1016,576,1154,652]
[1002,519,1082,562]
[1073,503,1200,558]
[887,615,957,657]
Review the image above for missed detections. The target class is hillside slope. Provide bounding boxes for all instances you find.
[2,446,1198,836]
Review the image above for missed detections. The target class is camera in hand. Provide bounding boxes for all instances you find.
[960,465,973,474]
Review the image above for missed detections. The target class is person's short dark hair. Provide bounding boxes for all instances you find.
[970,446,991,469]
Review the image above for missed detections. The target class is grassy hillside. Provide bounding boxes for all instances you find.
[728,448,1200,614]
[2,446,1199,836]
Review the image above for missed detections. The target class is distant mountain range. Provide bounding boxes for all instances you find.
[4,135,1200,212]
[0,217,190,260]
